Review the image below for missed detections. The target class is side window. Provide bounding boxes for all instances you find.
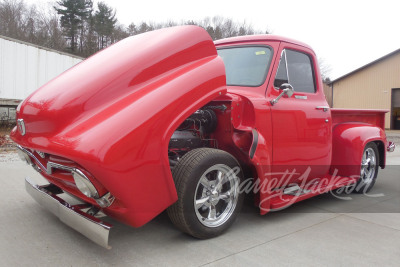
[274,49,316,93]
[273,50,288,88]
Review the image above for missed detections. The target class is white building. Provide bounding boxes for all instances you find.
[0,35,82,122]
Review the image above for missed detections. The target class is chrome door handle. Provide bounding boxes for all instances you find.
[316,106,330,112]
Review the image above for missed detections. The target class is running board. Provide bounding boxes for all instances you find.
[283,185,311,196]
[270,176,358,210]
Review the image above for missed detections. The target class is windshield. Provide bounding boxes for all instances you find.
[217,46,272,87]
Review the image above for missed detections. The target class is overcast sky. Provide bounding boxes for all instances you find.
[32,0,400,80]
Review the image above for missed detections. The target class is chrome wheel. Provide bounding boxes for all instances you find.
[360,147,376,184]
[167,148,244,238]
[194,164,239,227]
[353,142,380,193]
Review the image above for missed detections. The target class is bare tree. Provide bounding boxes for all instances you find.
[318,57,332,82]
[22,5,36,42]
[111,23,129,43]
[39,4,67,50]
[0,0,26,39]
[0,0,66,50]
[128,16,264,41]
[194,16,263,40]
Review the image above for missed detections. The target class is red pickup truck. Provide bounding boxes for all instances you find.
[11,26,395,248]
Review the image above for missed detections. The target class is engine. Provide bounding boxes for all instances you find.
[168,108,217,166]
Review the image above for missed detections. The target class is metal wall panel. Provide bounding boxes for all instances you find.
[323,82,332,107]
[332,51,400,129]
[0,36,82,100]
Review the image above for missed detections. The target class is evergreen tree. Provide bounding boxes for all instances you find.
[127,22,136,36]
[94,2,116,49]
[1,1,267,58]
[206,26,215,39]
[83,12,97,56]
[138,22,150,33]
[54,0,92,52]
[111,24,129,44]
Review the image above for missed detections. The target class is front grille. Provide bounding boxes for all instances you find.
[16,145,107,198]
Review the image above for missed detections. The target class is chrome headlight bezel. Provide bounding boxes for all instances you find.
[72,169,99,199]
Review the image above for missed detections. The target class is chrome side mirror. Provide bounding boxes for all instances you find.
[270,83,294,105]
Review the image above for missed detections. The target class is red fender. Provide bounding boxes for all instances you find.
[229,94,273,214]
[330,123,387,178]
[11,26,227,227]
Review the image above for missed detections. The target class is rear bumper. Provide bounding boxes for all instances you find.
[387,141,395,152]
[25,177,112,249]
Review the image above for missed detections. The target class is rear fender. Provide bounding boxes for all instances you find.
[330,123,387,178]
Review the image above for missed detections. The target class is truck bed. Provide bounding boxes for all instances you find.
[331,108,388,129]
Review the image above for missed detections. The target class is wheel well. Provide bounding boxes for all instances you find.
[167,100,257,179]
[167,103,226,170]
[373,140,385,168]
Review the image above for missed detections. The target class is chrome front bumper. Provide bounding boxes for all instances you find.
[25,177,112,249]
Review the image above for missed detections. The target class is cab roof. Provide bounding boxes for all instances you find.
[214,34,314,51]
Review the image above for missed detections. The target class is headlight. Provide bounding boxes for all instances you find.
[72,169,99,198]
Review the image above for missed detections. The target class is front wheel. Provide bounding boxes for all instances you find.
[167,148,244,239]
[354,142,379,193]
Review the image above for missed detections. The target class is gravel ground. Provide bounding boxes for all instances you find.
[0,130,399,266]
[0,127,17,161]
[0,151,19,162]
[1,154,399,266]
[387,135,400,144]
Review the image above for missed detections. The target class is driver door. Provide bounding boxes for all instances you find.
[269,44,332,183]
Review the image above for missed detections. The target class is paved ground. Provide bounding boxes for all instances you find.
[0,147,399,266]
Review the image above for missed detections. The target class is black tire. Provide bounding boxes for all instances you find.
[167,148,244,239]
[353,142,379,193]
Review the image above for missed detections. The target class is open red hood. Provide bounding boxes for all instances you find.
[11,26,227,227]
[14,26,224,140]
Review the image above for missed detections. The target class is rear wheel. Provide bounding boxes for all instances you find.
[167,148,244,239]
[354,142,379,193]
